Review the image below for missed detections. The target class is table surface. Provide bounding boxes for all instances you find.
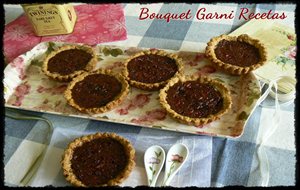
[4,3,296,187]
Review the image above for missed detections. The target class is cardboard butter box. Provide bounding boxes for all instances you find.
[22,4,77,36]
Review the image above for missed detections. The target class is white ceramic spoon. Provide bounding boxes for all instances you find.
[161,143,189,186]
[144,145,166,187]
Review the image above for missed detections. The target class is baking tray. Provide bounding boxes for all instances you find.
[4,42,261,138]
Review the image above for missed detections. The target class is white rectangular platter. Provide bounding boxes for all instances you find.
[4,42,261,138]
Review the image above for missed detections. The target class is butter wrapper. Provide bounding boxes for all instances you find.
[22,4,77,36]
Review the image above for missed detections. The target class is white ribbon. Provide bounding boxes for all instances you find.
[254,75,295,186]
[269,76,296,104]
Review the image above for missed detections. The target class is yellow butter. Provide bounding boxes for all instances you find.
[22,4,77,36]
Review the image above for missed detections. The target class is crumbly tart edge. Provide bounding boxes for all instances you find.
[42,44,97,82]
[123,49,184,91]
[159,75,232,126]
[64,69,130,114]
[205,34,268,75]
[61,132,136,187]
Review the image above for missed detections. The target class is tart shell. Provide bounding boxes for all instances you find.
[205,34,268,75]
[61,132,135,187]
[42,44,97,82]
[64,69,129,114]
[123,49,184,91]
[159,75,232,126]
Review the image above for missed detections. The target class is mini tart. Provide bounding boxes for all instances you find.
[64,69,129,114]
[61,132,135,187]
[159,76,232,126]
[205,34,267,75]
[123,50,183,91]
[42,44,97,82]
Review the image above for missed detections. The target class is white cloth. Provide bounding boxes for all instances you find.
[27,127,212,187]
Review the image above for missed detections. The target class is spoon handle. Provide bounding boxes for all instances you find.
[161,164,178,186]
[144,145,166,187]
[161,143,189,187]
[162,173,174,186]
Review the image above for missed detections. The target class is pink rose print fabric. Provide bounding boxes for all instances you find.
[36,84,68,95]
[4,16,42,64]
[4,4,127,63]
[10,56,27,80]
[11,82,31,107]
[195,65,217,76]
[131,108,167,124]
[116,93,152,115]
[284,46,296,60]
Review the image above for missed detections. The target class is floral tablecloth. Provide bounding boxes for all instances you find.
[4,4,127,63]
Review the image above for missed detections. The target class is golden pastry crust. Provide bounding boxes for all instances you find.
[61,132,135,187]
[159,75,232,126]
[123,49,184,91]
[205,34,268,75]
[42,44,97,82]
[64,69,129,114]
